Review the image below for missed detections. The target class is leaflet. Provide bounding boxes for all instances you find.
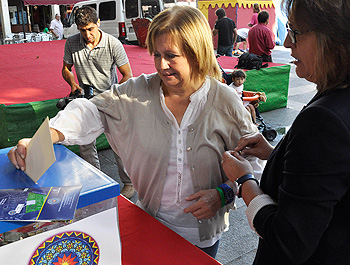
[0,186,82,222]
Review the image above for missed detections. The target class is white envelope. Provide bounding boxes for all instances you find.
[24,117,56,183]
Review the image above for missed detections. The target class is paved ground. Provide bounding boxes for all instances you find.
[97,45,317,264]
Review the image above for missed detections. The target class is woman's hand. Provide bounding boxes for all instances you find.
[184,189,222,220]
[7,129,63,171]
[235,132,274,160]
[7,138,31,171]
[222,151,254,183]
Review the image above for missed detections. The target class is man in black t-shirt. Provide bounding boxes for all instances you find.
[212,8,237,57]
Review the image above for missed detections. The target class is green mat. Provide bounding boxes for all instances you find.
[244,64,291,112]
[0,99,110,152]
[1,65,290,149]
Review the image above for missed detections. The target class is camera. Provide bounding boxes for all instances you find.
[82,84,94,99]
[56,85,95,110]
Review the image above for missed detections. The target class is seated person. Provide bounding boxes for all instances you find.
[228,69,266,124]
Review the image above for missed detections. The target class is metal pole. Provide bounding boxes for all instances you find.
[19,0,26,39]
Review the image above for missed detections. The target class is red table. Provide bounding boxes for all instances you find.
[118,196,221,265]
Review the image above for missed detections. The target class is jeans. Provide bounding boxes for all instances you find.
[197,240,220,259]
[79,140,100,169]
[217,45,233,57]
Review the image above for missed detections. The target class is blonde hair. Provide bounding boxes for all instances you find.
[146,6,222,81]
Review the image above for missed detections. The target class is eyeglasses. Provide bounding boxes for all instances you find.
[286,24,313,44]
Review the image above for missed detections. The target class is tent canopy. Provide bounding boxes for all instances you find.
[23,0,84,5]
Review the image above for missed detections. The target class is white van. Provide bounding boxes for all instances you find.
[124,0,163,42]
[63,0,164,42]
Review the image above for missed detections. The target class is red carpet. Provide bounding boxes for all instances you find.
[0,42,289,149]
[0,40,283,105]
[0,41,156,105]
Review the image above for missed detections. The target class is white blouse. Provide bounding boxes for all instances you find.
[157,77,222,247]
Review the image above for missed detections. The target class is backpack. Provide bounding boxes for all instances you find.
[235,52,268,70]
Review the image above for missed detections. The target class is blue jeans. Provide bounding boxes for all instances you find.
[197,240,220,259]
[217,45,233,57]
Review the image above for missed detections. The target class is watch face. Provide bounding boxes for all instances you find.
[220,184,235,204]
[226,188,235,202]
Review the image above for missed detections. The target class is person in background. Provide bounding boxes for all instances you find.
[49,14,64,40]
[8,6,264,259]
[43,23,50,33]
[234,28,249,55]
[212,8,237,57]
[62,6,135,198]
[222,0,350,264]
[248,10,275,62]
[248,3,260,27]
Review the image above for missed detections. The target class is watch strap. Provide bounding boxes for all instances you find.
[236,174,259,198]
[236,174,258,185]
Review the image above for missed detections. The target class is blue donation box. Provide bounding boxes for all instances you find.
[0,144,120,245]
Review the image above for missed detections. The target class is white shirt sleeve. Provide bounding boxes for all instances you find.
[49,98,104,146]
[246,156,265,181]
[245,194,278,236]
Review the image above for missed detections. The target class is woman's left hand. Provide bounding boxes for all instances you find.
[183,189,222,220]
[222,151,254,182]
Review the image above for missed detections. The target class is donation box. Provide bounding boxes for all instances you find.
[0,144,121,265]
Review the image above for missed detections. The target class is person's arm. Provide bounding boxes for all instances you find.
[117,63,133,84]
[62,61,82,94]
[222,150,263,205]
[183,180,237,220]
[220,132,274,209]
[266,30,276,50]
[8,98,104,171]
[50,29,58,38]
[234,132,274,160]
[212,20,219,36]
[233,28,238,46]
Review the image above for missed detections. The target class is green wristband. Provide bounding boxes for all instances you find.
[215,187,225,208]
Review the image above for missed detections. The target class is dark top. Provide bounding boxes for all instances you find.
[214,17,236,46]
[253,88,350,265]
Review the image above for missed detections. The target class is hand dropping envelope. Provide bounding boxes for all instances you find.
[25,117,56,183]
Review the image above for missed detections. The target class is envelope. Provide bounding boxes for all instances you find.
[25,117,56,183]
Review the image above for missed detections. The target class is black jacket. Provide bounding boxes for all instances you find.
[253,88,350,265]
